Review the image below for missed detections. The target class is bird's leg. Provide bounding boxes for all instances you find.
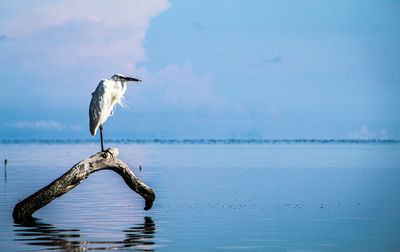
[100,124,104,152]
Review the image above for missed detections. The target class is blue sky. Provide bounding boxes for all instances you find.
[0,0,399,139]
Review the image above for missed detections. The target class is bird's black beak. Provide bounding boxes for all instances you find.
[123,76,142,82]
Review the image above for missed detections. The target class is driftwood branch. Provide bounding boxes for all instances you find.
[13,148,155,222]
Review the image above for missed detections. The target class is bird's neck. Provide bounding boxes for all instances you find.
[120,81,127,93]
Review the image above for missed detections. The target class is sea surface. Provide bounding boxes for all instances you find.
[0,140,399,251]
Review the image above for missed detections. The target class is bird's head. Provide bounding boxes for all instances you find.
[111,73,142,83]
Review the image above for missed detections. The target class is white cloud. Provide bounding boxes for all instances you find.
[130,63,234,113]
[348,126,389,140]
[0,0,170,69]
[15,120,65,130]
[13,121,84,131]
[378,128,388,140]
[1,0,170,37]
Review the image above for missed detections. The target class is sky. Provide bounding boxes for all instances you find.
[0,0,399,139]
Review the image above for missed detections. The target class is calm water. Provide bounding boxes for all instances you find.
[1,142,400,251]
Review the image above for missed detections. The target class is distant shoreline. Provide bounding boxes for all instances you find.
[1,139,399,145]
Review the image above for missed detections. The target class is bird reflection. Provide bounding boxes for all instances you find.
[14,216,156,251]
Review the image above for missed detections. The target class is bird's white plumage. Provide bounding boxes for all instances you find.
[89,77,127,136]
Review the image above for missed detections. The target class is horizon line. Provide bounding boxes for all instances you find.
[1,138,399,144]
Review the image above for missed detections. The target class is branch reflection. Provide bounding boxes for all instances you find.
[14,216,156,251]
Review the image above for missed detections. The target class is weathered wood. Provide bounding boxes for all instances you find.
[13,148,155,222]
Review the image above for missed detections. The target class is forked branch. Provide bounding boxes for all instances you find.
[13,148,155,222]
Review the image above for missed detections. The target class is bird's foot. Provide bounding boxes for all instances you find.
[101,148,114,158]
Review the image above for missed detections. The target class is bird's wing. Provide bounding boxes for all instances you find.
[89,80,108,136]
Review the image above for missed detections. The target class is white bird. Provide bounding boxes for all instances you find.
[89,73,141,151]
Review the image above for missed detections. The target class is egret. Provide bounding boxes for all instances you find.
[89,73,141,151]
